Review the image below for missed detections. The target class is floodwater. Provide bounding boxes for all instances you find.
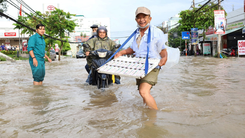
[0,56,245,138]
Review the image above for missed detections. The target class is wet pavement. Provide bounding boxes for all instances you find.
[0,56,245,137]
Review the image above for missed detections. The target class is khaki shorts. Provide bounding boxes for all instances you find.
[136,68,160,88]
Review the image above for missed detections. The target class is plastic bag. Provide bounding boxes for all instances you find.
[163,46,180,69]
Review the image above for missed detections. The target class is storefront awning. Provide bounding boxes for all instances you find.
[0,37,29,40]
[204,27,245,41]
[223,26,244,36]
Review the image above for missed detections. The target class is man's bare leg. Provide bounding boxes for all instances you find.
[139,82,158,110]
[33,81,42,85]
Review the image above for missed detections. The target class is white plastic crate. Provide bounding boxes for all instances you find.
[98,56,160,79]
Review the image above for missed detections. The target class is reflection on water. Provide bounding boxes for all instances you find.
[0,57,245,137]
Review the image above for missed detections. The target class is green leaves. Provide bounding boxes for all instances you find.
[178,1,226,32]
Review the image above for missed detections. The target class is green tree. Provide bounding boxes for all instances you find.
[56,40,71,54]
[178,2,226,43]
[45,38,56,53]
[83,33,87,38]
[168,26,185,50]
[0,0,7,13]
[13,11,44,35]
[80,32,83,37]
[43,8,76,60]
[13,9,76,61]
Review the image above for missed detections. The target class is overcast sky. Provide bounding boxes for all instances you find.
[1,0,243,31]
[0,0,243,39]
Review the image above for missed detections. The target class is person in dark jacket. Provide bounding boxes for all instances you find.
[84,26,120,84]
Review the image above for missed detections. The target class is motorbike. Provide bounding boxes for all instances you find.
[221,47,236,57]
[83,44,120,89]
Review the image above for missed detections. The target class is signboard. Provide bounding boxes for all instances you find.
[22,39,27,51]
[214,10,226,34]
[206,27,215,35]
[191,28,199,44]
[238,40,245,55]
[227,22,244,31]
[43,3,59,13]
[4,32,16,36]
[205,36,218,41]
[47,5,55,11]
[5,39,10,44]
[203,43,211,54]
[182,31,190,39]
[242,28,245,34]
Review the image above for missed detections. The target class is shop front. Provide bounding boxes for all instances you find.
[0,30,29,51]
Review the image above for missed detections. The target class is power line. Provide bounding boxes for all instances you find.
[201,0,224,13]
[195,0,212,13]
[6,0,64,38]
[15,0,45,20]
[15,0,35,15]
[18,0,35,13]
[195,0,209,5]
[0,11,82,43]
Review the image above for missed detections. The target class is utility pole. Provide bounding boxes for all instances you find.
[167,24,169,46]
[217,0,221,58]
[193,0,197,56]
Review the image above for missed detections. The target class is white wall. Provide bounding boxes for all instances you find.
[69,15,111,42]
[227,7,244,24]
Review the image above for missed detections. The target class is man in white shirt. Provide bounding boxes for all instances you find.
[115,7,167,110]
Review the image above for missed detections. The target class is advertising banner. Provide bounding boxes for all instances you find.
[203,43,211,55]
[191,28,198,44]
[4,32,16,36]
[22,39,27,51]
[43,3,59,13]
[214,10,226,34]
[238,40,245,55]
[5,39,10,44]
[227,22,244,31]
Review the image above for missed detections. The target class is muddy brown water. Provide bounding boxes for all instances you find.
[0,57,245,138]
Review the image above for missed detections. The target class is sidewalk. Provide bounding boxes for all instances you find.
[0,52,15,62]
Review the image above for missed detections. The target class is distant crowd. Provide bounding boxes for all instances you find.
[0,43,27,51]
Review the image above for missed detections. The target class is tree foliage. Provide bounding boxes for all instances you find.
[178,2,226,40]
[0,0,7,13]
[168,26,186,50]
[13,8,76,60]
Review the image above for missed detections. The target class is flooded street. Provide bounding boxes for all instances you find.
[0,56,245,138]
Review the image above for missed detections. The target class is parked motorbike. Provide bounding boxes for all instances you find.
[83,44,120,90]
[221,48,236,57]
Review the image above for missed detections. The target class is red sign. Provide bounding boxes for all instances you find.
[238,40,245,55]
[47,5,55,11]
[214,10,226,34]
[4,32,16,36]
[206,27,215,35]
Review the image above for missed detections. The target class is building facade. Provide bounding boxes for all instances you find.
[0,21,29,50]
[68,15,111,56]
[167,14,180,31]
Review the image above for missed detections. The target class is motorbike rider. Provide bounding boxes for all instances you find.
[85,24,99,73]
[88,24,98,40]
[84,26,120,84]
